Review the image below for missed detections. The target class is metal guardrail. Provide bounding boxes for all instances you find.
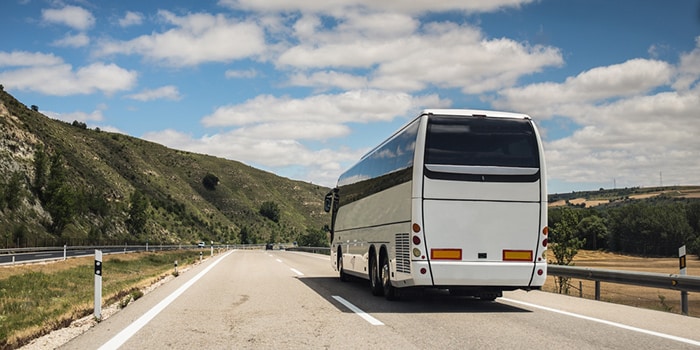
[548,264,700,316]
[548,265,700,293]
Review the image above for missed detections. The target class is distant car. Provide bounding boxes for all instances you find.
[265,243,273,250]
[197,242,205,248]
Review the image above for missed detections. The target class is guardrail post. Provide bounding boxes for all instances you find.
[595,281,601,301]
[63,244,67,261]
[679,245,688,316]
[94,250,103,320]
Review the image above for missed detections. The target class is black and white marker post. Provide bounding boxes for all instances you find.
[679,245,688,316]
[94,249,103,320]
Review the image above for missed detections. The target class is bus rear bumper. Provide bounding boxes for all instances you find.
[413,261,547,288]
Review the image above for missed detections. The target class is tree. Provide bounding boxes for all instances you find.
[296,227,329,247]
[33,145,49,195]
[126,190,149,236]
[549,207,585,294]
[31,105,38,112]
[239,225,250,244]
[259,201,280,222]
[577,215,608,250]
[2,172,24,210]
[202,173,219,191]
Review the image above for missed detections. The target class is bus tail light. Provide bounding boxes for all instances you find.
[542,238,548,247]
[502,250,533,261]
[431,249,462,260]
[542,226,549,235]
[412,235,421,245]
[412,223,421,233]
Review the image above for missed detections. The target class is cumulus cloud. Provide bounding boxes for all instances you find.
[126,85,182,101]
[544,88,700,188]
[0,58,137,96]
[219,0,535,14]
[142,128,362,185]
[93,11,266,66]
[52,33,90,48]
[119,11,144,27]
[0,51,63,67]
[44,108,105,123]
[201,89,449,127]
[278,19,563,94]
[490,54,700,190]
[42,5,95,30]
[494,59,674,118]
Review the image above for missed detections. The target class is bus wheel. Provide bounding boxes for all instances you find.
[380,254,397,300]
[338,250,349,282]
[369,253,383,296]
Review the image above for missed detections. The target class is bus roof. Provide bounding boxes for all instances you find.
[421,109,531,120]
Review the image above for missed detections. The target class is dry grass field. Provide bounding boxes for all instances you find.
[543,250,700,317]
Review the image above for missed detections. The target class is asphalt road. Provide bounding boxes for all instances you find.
[60,250,700,349]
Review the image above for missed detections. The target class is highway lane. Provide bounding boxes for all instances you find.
[61,250,700,349]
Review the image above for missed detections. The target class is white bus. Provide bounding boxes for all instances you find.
[324,109,548,300]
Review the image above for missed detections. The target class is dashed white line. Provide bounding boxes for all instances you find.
[332,296,384,326]
[98,251,234,350]
[501,297,700,347]
[290,268,304,276]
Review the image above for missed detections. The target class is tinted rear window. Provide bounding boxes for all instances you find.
[425,115,539,168]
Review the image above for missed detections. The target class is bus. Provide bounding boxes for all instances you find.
[323,109,548,300]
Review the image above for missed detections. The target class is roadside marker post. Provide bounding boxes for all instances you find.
[95,249,103,320]
[63,244,67,261]
[679,245,688,316]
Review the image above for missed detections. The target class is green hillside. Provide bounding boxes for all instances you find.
[0,87,330,248]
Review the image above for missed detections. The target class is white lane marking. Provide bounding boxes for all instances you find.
[290,268,304,276]
[276,258,283,263]
[98,251,234,350]
[332,296,384,326]
[501,297,700,347]
[286,251,330,261]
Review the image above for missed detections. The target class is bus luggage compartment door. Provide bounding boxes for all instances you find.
[422,199,541,287]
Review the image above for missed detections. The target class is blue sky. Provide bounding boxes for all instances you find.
[1,0,699,194]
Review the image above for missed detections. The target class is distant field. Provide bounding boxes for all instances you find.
[543,250,700,317]
[549,186,700,208]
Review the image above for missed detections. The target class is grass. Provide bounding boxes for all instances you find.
[0,250,203,349]
[544,250,700,317]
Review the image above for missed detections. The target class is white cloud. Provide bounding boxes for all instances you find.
[44,109,105,123]
[42,5,95,30]
[142,128,362,186]
[0,51,63,67]
[119,11,144,27]
[94,11,266,66]
[494,59,674,118]
[673,36,700,91]
[0,62,137,96]
[225,69,258,78]
[201,89,450,127]
[278,20,563,94]
[52,33,90,48]
[219,0,534,14]
[126,85,182,101]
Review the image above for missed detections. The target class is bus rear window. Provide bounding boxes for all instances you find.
[425,116,539,168]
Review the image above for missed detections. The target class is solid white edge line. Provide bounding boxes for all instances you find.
[98,251,234,350]
[500,297,700,347]
[290,268,304,276]
[332,296,384,326]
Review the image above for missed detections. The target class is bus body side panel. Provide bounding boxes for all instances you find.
[332,181,412,278]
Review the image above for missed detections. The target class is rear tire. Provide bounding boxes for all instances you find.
[380,254,397,300]
[369,253,383,296]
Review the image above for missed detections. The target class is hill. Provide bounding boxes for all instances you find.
[0,87,330,248]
